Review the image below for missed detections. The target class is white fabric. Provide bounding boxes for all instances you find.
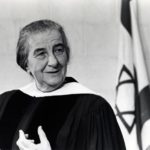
[116,10,138,150]
[131,1,150,149]
[116,117,139,150]
[19,81,98,97]
[141,120,150,150]
[131,0,149,92]
[116,1,150,150]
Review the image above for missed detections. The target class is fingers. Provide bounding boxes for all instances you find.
[38,126,48,143]
[37,126,52,150]
[16,141,28,150]
[25,134,29,138]
[19,130,26,141]
[16,130,28,150]
[16,127,51,150]
[16,130,35,150]
[19,130,34,142]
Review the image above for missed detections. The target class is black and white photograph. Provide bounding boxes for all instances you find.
[0,0,150,149]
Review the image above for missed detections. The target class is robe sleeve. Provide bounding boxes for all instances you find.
[0,90,16,119]
[75,99,126,150]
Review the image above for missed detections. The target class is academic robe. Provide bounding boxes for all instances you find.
[0,77,126,150]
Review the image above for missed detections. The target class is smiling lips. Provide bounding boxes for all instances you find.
[44,70,60,74]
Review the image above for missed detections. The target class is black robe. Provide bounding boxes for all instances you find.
[0,78,126,150]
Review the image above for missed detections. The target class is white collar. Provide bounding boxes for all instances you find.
[19,81,98,97]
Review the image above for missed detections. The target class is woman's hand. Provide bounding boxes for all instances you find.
[16,126,52,150]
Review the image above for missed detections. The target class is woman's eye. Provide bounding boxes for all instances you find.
[38,52,46,55]
[54,47,65,55]
[35,51,47,59]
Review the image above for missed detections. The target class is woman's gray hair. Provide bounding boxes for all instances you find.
[16,19,70,71]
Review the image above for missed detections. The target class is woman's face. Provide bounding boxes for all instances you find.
[26,29,68,92]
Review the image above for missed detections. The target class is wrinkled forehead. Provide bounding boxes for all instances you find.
[26,29,63,49]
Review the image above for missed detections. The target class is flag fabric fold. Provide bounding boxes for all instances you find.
[115,0,150,150]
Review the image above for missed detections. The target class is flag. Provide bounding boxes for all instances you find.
[115,0,150,150]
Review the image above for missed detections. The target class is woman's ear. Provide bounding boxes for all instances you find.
[27,69,33,76]
[26,66,30,74]
[26,66,33,76]
[26,61,30,73]
[27,69,30,74]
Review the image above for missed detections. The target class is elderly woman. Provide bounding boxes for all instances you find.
[0,20,126,150]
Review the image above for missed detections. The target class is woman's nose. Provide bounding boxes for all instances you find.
[47,54,58,67]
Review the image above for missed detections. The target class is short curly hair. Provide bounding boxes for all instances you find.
[16,19,70,71]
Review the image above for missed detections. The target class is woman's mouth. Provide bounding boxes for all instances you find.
[45,70,60,74]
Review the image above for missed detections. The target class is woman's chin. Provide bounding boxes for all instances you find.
[38,78,65,92]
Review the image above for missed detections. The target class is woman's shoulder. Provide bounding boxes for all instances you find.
[0,90,19,100]
[79,93,112,110]
[0,90,20,113]
[68,92,113,119]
